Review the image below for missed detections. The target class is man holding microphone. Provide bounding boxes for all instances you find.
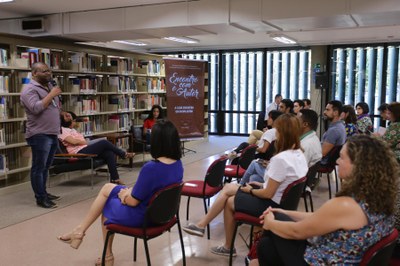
[21,62,62,208]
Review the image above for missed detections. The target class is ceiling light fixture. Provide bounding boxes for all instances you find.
[112,40,147,46]
[163,37,199,44]
[0,0,14,2]
[270,34,297,44]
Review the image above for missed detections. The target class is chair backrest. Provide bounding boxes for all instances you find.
[280,176,307,210]
[238,144,257,170]
[205,156,229,188]
[323,145,342,168]
[256,111,266,130]
[56,139,68,154]
[305,161,320,188]
[360,229,399,266]
[146,183,183,226]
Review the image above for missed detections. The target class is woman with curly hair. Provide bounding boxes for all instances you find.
[252,135,398,265]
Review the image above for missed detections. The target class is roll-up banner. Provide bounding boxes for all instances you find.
[164,58,205,139]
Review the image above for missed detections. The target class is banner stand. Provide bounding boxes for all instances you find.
[181,139,196,156]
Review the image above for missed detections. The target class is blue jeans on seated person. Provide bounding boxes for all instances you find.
[239,160,266,185]
[78,139,126,181]
[26,134,58,202]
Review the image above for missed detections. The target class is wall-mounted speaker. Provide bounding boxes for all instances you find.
[315,72,328,89]
[21,18,46,33]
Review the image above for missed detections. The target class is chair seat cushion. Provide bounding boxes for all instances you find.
[224,165,246,177]
[317,165,335,173]
[106,217,177,238]
[181,180,222,197]
[234,212,261,226]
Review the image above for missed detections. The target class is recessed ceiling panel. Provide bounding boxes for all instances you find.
[133,26,210,38]
[352,11,400,27]
[268,15,357,31]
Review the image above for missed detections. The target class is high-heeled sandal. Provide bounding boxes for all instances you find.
[95,254,114,266]
[110,179,125,185]
[124,152,136,159]
[57,231,85,249]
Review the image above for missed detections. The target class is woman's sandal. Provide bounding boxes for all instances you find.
[110,179,125,185]
[95,254,114,266]
[57,231,85,249]
[124,152,136,159]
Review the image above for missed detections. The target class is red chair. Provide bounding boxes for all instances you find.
[302,161,321,212]
[101,183,185,266]
[224,144,257,183]
[228,176,307,266]
[317,145,342,199]
[360,229,399,266]
[181,156,228,239]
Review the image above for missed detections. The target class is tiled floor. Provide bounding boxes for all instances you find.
[0,136,335,266]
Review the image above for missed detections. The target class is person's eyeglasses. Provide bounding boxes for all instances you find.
[37,69,52,73]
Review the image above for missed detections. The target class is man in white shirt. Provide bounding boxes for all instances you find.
[298,109,322,167]
[265,94,282,119]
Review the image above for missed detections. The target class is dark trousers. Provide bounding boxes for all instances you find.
[257,213,308,266]
[79,139,125,181]
[27,134,58,201]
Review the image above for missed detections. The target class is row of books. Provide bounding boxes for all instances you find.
[0,122,25,145]
[136,59,165,76]
[69,52,102,72]
[79,114,131,136]
[0,146,31,173]
[0,49,7,67]
[19,48,63,69]
[108,57,134,74]
[108,76,137,92]
[0,96,26,120]
[136,94,165,109]
[136,77,166,92]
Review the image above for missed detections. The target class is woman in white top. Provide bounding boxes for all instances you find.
[182,114,308,257]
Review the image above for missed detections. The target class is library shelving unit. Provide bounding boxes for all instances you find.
[0,34,168,188]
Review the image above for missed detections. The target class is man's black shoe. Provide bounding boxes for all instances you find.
[37,200,57,209]
[47,193,61,201]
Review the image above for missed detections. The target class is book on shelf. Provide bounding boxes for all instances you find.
[0,48,8,67]
[0,96,7,120]
[0,75,10,93]
[0,154,7,173]
[0,129,5,146]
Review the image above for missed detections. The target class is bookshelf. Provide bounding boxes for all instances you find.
[0,34,172,188]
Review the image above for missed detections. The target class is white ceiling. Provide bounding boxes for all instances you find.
[1,0,400,53]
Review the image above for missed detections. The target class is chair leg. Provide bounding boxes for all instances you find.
[134,237,137,261]
[186,196,191,220]
[176,216,186,266]
[101,231,114,266]
[249,226,254,249]
[308,192,314,212]
[327,172,332,199]
[229,222,240,266]
[203,198,210,240]
[143,238,151,266]
[334,167,339,193]
[303,194,309,212]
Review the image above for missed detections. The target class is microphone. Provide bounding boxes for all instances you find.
[50,79,62,104]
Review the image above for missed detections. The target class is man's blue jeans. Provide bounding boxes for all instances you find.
[26,134,58,201]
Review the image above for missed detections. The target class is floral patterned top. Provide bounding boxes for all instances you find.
[345,123,357,138]
[356,114,373,134]
[381,122,400,162]
[304,201,394,265]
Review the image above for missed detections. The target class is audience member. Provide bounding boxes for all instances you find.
[380,102,400,162]
[20,62,62,209]
[321,100,346,165]
[341,104,358,138]
[253,135,398,265]
[266,94,282,117]
[298,109,322,167]
[278,99,294,114]
[293,99,305,114]
[229,110,282,161]
[182,114,308,257]
[143,104,163,139]
[59,112,135,185]
[355,102,373,134]
[378,103,391,127]
[303,98,312,109]
[240,109,321,186]
[58,119,183,266]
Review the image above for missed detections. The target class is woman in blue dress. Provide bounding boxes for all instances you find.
[58,119,183,265]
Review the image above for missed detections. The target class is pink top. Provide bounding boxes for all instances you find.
[58,127,87,154]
